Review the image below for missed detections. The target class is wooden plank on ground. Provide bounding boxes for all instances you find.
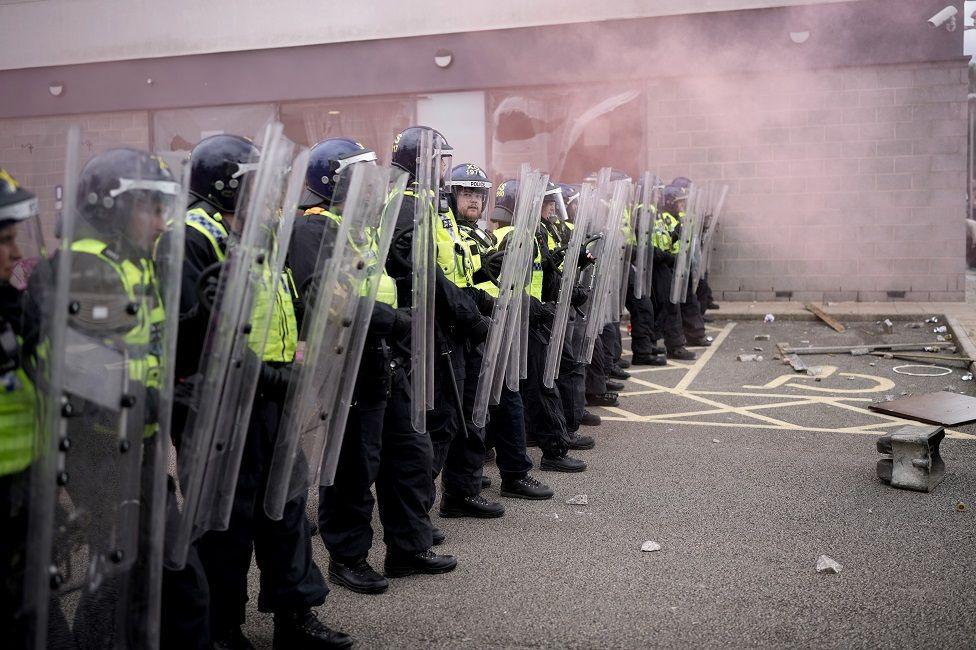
[782,342,952,355]
[805,303,846,333]
[869,391,976,426]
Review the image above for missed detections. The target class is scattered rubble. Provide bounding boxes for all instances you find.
[815,555,843,574]
[963,373,974,382]
[933,326,948,334]
[925,317,939,324]
[641,541,662,553]
[882,319,894,334]
[753,347,764,352]
[712,439,721,444]
[764,314,775,323]
[755,334,770,341]
[565,494,588,506]
[738,354,763,362]
[805,303,846,333]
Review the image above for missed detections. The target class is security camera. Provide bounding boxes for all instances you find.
[928,6,957,31]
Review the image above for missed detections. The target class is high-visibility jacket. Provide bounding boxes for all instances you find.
[302,207,398,307]
[494,224,545,301]
[185,207,298,363]
[653,210,681,254]
[0,362,34,476]
[403,188,475,288]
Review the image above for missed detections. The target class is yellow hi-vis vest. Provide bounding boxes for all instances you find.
[493,225,544,300]
[652,210,681,254]
[403,188,474,288]
[0,362,35,476]
[185,207,298,363]
[302,207,398,307]
[458,222,498,297]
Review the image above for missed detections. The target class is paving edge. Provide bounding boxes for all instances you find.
[944,315,976,375]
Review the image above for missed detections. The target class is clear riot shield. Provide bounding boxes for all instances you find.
[410,130,438,433]
[471,169,547,427]
[542,190,591,388]
[692,182,729,293]
[632,173,660,300]
[669,185,704,304]
[163,122,292,569]
[579,177,631,363]
[263,163,406,520]
[26,127,188,649]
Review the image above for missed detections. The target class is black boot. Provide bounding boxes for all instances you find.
[540,454,587,473]
[328,557,389,594]
[580,410,602,426]
[667,347,697,361]
[432,527,446,546]
[586,392,619,407]
[567,432,595,450]
[272,608,353,650]
[606,380,625,392]
[499,475,554,500]
[618,358,631,369]
[609,366,631,380]
[686,336,712,347]
[707,301,720,310]
[480,475,492,489]
[632,354,667,366]
[213,627,255,650]
[439,492,505,518]
[385,548,458,578]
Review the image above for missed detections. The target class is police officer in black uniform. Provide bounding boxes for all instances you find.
[169,135,348,650]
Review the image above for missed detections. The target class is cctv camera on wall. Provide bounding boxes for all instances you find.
[928,5,958,31]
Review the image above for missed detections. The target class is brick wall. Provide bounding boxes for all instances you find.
[646,59,969,302]
[0,111,150,247]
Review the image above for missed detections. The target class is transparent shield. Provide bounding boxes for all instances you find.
[471,167,547,427]
[410,130,436,433]
[263,163,406,520]
[26,127,187,649]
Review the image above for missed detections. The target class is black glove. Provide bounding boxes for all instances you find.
[571,285,589,307]
[258,363,292,402]
[530,301,557,328]
[578,248,596,268]
[467,315,491,344]
[547,248,566,270]
[391,307,412,339]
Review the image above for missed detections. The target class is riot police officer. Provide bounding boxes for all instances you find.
[173,135,347,649]
[290,137,444,595]
[448,163,554,499]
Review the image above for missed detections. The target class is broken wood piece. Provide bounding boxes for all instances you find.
[868,391,976,427]
[782,342,951,355]
[805,303,846,333]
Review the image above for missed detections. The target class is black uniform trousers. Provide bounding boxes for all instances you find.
[696,275,714,316]
[585,331,609,396]
[626,273,658,358]
[652,261,686,350]
[319,364,434,560]
[521,327,570,459]
[681,282,707,342]
[486,386,534,481]
[556,314,587,433]
[601,322,621,371]
[429,337,485,502]
[196,396,327,632]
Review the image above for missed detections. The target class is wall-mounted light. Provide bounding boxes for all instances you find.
[789,30,810,44]
[48,83,64,97]
[434,48,453,69]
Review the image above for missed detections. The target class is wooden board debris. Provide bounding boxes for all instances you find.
[869,391,976,427]
[781,342,952,355]
[805,303,846,333]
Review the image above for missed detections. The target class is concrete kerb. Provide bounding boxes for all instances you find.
[945,315,976,375]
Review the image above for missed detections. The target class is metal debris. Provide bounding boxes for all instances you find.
[815,555,843,574]
[882,319,894,334]
[933,326,948,334]
[764,314,775,323]
[925,317,939,324]
[565,494,588,506]
[755,334,770,341]
[738,354,763,362]
[641,541,662,553]
[963,373,974,381]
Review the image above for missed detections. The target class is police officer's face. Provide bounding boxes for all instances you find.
[0,223,22,282]
[676,198,687,213]
[127,194,168,250]
[457,188,483,221]
[540,200,556,221]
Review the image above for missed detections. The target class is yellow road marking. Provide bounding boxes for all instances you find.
[673,323,736,392]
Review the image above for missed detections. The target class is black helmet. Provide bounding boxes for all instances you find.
[662,184,689,214]
[447,163,491,220]
[492,179,518,224]
[302,137,377,208]
[671,176,692,189]
[0,168,38,228]
[558,183,580,208]
[77,148,179,237]
[189,134,260,213]
[391,126,453,181]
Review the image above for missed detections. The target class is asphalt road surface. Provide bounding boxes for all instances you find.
[243,318,976,648]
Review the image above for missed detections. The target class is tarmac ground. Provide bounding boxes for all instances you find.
[243,316,976,648]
